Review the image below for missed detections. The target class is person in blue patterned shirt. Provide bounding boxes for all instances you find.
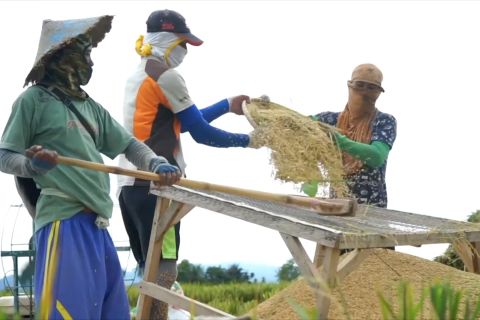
[310,63,397,208]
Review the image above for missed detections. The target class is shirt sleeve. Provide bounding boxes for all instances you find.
[0,90,36,154]
[94,102,134,159]
[371,112,397,149]
[158,69,194,113]
[312,111,339,126]
[177,105,249,147]
[199,99,229,123]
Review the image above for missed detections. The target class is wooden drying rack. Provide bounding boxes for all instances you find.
[134,186,480,319]
[55,156,480,319]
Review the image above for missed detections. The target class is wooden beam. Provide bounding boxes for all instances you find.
[171,203,195,226]
[336,249,371,281]
[280,233,321,289]
[471,241,480,274]
[453,238,476,273]
[154,200,185,241]
[458,241,480,274]
[136,197,170,320]
[138,281,234,318]
[313,244,327,269]
[316,247,340,320]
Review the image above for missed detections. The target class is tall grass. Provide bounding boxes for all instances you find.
[183,282,287,315]
[378,281,480,320]
[377,281,426,320]
[126,282,287,316]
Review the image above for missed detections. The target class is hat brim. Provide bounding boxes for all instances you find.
[176,32,203,46]
[25,15,113,86]
[350,79,385,92]
[362,80,384,92]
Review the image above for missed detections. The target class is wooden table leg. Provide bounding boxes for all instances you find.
[280,233,321,289]
[453,239,480,274]
[279,234,346,319]
[136,197,170,319]
[313,243,327,269]
[470,241,480,274]
[317,247,340,320]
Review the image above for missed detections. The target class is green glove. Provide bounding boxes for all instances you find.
[333,132,390,168]
[301,180,318,197]
[333,132,350,150]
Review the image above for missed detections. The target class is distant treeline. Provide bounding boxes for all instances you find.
[177,258,300,284]
[177,260,255,283]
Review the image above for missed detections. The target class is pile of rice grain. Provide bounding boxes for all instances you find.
[249,249,480,320]
[245,99,348,196]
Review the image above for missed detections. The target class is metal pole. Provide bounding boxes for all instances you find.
[13,256,19,314]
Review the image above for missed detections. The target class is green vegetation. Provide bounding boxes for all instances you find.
[378,281,426,320]
[177,258,300,284]
[126,282,287,316]
[0,306,22,320]
[183,282,287,315]
[378,281,480,320]
[0,291,11,297]
[177,260,255,283]
[276,258,300,281]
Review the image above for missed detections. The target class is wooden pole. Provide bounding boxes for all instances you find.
[57,156,354,215]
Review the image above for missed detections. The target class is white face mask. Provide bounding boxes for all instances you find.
[144,32,188,68]
[166,45,187,68]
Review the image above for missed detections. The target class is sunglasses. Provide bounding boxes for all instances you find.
[349,80,384,92]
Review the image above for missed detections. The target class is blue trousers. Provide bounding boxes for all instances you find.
[34,211,130,319]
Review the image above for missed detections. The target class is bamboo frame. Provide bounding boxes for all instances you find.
[57,155,356,215]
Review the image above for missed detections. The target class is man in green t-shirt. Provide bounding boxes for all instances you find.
[0,15,181,319]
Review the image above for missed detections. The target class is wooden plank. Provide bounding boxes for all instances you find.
[454,239,474,272]
[136,197,170,320]
[138,281,234,318]
[151,187,341,247]
[280,233,321,289]
[313,244,327,269]
[152,187,480,249]
[453,239,480,274]
[365,206,480,231]
[154,200,184,241]
[171,203,195,226]
[316,247,340,320]
[340,232,480,251]
[336,249,371,281]
[471,241,480,274]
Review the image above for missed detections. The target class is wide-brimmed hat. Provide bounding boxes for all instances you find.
[24,15,113,86]
[146,10,203,46]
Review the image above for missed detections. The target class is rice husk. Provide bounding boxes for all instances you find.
[244,98,348,196]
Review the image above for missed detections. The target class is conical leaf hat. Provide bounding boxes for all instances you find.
[24,15,113,86]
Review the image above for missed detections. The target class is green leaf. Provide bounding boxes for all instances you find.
[301,180,318,197]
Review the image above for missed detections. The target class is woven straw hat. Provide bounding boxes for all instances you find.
[24,15,113,86]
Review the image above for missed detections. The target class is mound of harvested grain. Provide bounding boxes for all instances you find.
[244,99,348,197]
[250,249,480,319]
